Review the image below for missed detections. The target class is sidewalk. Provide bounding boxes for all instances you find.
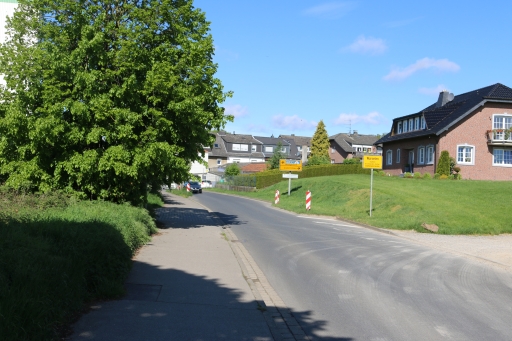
[69,192,276,341]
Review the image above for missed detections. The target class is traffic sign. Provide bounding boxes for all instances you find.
[362,155,383,169]
[282,174,299,179]
[279,159,302,172]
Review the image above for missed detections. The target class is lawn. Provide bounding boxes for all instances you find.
[208,174,512,235]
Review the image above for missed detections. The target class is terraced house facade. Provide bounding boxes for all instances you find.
[376,83,512,180]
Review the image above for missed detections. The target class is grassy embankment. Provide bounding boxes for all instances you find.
[207,174,512,235]
[0,189,161,341]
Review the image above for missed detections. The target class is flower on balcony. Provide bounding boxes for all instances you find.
[486,128,512,140]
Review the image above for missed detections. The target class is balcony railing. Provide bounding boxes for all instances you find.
[486,130,512,145]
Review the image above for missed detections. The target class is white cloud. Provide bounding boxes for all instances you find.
[272,115,318,130]
[383,58,460,81]
[418,85,449,96]
[334,111,386,125]
[345,35,387,55]
[302,2,356,19]
[224,104,248,118]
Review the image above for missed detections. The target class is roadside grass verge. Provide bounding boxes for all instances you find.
[211,174,512,235]
[0,194,157,341]
[167,188,193,198]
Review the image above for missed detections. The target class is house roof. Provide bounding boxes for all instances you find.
[254,136,291,146]
[330,133,380,152]
[221,133,263,145]
[279,135,312,147]
[376,83,512,144]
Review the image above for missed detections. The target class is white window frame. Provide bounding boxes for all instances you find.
[265,146,273,153]
[397,122,402,134]
[331,159,335,164]
[414,117,420,130]
[232,159,241,163]
[408,119,413,131]
[421,116,426,129]
[492,114,512,141]
[493,148,512,167]
[331,147,335,153]
[281,147,287,153]
[217,159,221,165]
[426,145,434,164]
[297,146,302,151]
[396,149,400,163]
[386,150,392,165]
[232,144,241,151]
[403,120,408,133]
[457,144,475,165]
[251,145,257,152]
[418,146,425,164]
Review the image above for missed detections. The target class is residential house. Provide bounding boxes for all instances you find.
[208,131,265,169]
[375,83,512,180]
[279,134,312,162]
[254,135,293,160]
[329,131,381,163]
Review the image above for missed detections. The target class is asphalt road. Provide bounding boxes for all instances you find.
[192,192,512,341]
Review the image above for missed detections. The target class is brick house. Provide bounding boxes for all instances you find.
[375,83,512,180]
[329,131,381,163]
[208,131,265,169]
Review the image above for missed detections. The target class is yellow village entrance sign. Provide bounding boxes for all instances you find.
[362,155,383,169]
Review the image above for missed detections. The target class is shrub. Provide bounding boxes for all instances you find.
[225,163,241,176]
[437,151,451,176]
[403,172,413,178]
[434,173,441,179]
[423,173,432,179]
[413,172,422,179]
[307,155,331,166]
[343,157,361,165]
[439,174,449,180]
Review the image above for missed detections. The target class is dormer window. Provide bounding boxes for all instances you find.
[397,122,402,134]
[403,120,408,133]
[408,119,413,131]
[421,116,426,129]
[414,117,419,130]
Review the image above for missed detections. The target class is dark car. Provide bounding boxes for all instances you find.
[189,181,202,193]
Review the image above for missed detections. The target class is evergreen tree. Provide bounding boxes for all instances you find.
[310,120,330,159]
[437,150,451,176]
[0,0,231,205]
[267,141,285,169]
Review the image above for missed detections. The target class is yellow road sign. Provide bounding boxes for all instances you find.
[362,155,383,169]
[279,159,302,172]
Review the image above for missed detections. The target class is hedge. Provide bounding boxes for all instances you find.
[232,164,371,189]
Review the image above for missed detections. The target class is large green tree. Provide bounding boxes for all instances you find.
[0,0,231,205]
[309,120,330,164]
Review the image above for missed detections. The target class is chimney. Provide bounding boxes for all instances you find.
[353,130,358,136]
[291,134,295,136]
[436,90,454,107]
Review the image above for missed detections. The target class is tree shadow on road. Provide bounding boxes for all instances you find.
[70,262,354,341]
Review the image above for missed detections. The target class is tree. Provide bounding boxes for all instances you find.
[0,0,232,205]
[267,141,285,170]
[224,163,240,176]
[437,150,451,176]
[310,120,330,160]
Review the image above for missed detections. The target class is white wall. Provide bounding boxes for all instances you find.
[0,1,17,87]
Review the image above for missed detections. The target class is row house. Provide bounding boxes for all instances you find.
[329,131,381,163]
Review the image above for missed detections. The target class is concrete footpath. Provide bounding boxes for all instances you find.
[69,192,299,341]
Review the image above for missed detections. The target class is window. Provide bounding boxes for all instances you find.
[418,147,425,164]
[414,117,420,130]
[408,119,413,132]
[397,122,402,134]
[265,146,273,153]
[232,144,248,151]
[492,114,512,140]
[331,147,335,153]
[214,143,219,148]
[297,146,302,151]
[386,150,392,165]
[250,159,259,163]
[281,147,287,153]
[403,120,408,133]
[396,149,400,163]
[251,145,257,152]
[331,159,335,164]
[493,149,512,166]
[217,159,221,165]
[421,116,426,129]
[457,145,475,165]
[426,145,434,164]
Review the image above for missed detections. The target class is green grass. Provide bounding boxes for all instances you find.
[0,193,157,341]
[167,188,193,198]
[210,174,512,235]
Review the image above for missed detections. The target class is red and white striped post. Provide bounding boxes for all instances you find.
[186,183,191,192]
[306,190,311,210]
[275,190,280,204]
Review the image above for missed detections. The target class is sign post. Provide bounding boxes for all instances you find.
[362,155,383,217]
[280,159,302,195]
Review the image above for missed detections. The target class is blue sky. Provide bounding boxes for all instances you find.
[194,0,512,137]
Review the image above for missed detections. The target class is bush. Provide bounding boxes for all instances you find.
[403,172,413,178]
[439,174,449,180]
[343,157,361,165]
[225,163,241,176]
[413,172,422,179]
[0,199,156,341]
[434,173,441,179]
[437,151,451,176]
[423,173,432,179]
[307,155,331,166]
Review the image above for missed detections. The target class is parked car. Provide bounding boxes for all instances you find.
[201,180,212,188]
[170,183,178,189]
[189,181,202,193]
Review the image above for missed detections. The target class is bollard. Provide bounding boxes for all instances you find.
[275,190,280,204]
[186,183,191,192]
[306,190,311,210]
